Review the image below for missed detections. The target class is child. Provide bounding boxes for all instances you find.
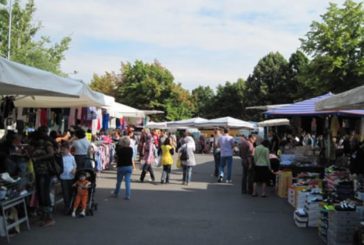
[72,172,91,217]
[60,142,77,214]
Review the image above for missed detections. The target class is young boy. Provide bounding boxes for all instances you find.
[72,172,91,217]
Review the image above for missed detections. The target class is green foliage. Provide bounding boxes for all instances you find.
[90,72,121,98]
[286,50,310,100]
[245,52,290,106]
[300,0,364,94]
[191,85,215,117]
[209,79,247,119]
[116,60,194,121]
[0,0,71,75]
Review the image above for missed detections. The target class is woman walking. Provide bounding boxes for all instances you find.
[179,132,196,185]
[252,140,272,197]
[160,138,174,184]
[112,136,133,200]
[139,133,156,183]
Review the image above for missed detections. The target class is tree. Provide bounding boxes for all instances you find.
[286,50,310,100]
[90,72,121,98]
[191,85,215,118]
[210,79,247,119]
[300,0,364,94]
[0,0,71,75]
[116,60,194,120]
[245,52,290,106]
[164,83,195,121]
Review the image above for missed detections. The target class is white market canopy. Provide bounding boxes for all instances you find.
[195,116,255,129]
[315,85,364,110]
[14,88,112,108]
[167,117,208,128]
[107,102,145,118]
[144,121,168,129]
[257,118,290,127]
[0,57,85,97]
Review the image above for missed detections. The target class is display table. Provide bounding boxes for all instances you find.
[0,193,31,242]
[280,165,325,178]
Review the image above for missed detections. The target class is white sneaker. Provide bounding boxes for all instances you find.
[71,212,76,218]
[80,210,86,217]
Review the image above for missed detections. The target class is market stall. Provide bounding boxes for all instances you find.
[316,85,364,110]
[167,117,208,128]
[194,116,255,130]
[0,57,85,97]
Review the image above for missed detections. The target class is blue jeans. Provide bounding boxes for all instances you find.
[114,166,132,199]
[219,156,233,180]
[182,166,193,183]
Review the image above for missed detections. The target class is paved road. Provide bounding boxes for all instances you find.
[7,154,323,245]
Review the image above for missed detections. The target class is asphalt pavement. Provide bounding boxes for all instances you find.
[6,154,323,245]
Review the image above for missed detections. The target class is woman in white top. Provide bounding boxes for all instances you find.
[178,132,196,185]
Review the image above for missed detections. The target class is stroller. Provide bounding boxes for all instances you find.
[70,168,98,216]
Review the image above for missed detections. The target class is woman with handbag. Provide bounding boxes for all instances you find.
[178,132,196,185]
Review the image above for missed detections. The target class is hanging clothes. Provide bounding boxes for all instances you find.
[102,113,109,130]
[68,108,76,126]
[330,116,340,138]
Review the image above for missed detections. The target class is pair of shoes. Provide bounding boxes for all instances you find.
[124,197,130,200]
[42,218,55,227]
[226,180,232,183]
[218,177,223,183]
[161,180,165,184]
[252,193,258,197]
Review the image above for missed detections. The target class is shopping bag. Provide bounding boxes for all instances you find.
[154,156,161,167]
[176,158,182,169]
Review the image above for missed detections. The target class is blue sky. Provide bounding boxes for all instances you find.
[33,0,348,90]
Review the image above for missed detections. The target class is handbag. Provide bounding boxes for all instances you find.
[180,148,189,161]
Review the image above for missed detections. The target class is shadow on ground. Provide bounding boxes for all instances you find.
[5,154,323,245]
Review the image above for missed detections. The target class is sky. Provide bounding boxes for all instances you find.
[32,0,348,91]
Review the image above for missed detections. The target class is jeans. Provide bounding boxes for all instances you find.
[114,166,132,198]
[182,165,192,183]
[61,179,74,210]
[219,156,233,180]
[140,164,155,181]
[213,152,221,177]
[161,165,171,182]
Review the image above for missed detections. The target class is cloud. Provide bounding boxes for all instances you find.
[32,0,348,90]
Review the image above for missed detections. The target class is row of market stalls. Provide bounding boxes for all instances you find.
[254,88,364,244]
[0,57,163,135]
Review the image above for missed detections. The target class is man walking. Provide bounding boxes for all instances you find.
[218,128,234,183]
[240,134,256,194]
